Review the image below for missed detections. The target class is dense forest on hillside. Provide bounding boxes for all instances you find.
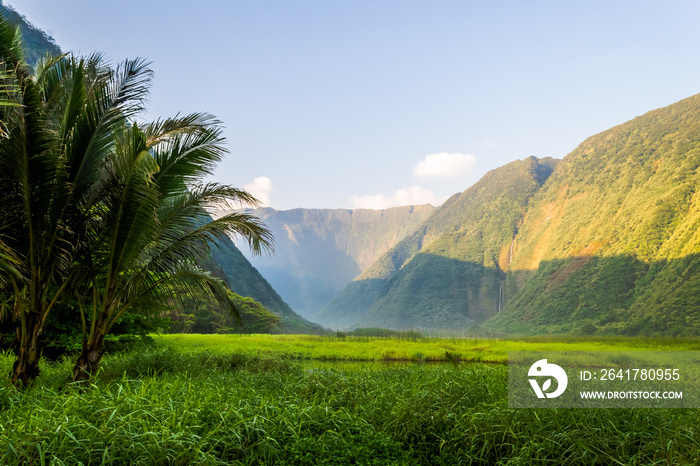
[486,94,700,336]
[322,94,700,336]
[0,2,60,66]
[318,157,557,329]
[5,0,700,343]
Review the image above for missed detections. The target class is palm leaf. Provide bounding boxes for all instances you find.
[151,124,227,194]
[142,112,220,148]
[108,260,240,332]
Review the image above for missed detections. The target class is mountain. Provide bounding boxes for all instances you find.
[203,236,324,334]
[317,157,557,329]
[238,206,434,319]
[485,93,700,336]
[0,2,61,66]
[322,94,700,336]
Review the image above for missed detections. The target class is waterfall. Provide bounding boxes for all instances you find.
[497,281,504,312]
[497,238,515,313]
[508,239,514,265]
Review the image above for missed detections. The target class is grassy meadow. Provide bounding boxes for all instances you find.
[154,333,700,363]
[0,334,698,464]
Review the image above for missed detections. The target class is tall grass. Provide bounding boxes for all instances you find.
[154,333,700,363]
[0,343,698,464]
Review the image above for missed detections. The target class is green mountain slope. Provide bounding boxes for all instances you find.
[203,237,324,334]
[323,93,700,336]
[0,2,61,66]
[486,93,700,336]
[240,205,434,319]
[318,157,557,329]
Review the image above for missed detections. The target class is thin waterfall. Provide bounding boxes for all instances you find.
[508,238,514,264]
[497,281,504,312]
[497,238,515,313]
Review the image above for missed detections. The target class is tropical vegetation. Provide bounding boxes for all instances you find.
[154,332,700,363]
[318,157,557,329]
[202,235,325,334]
[322,90,700,336]
[0,340,698,465]
[163,291,282,335]
[0,15,272,386]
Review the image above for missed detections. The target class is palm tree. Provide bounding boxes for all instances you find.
[0,13,153,385]
[0,14,272,385]
[71,116,272,381]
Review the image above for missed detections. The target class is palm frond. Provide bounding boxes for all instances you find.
[99,124,160,280]
[65,57,151,202]
[0,17,25,70]
[157,183,262,237]
[0,239,22,286]
[151,123,227,194]
[142,112,220,148]
[108,260,239,332]
[33,52,69,89]
[108,57,152,119]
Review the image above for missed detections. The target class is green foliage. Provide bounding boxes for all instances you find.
[0,295,166,358]
[0,343,697,464]
[326,93,700,337]
[43,306,163,357]
[154,333,700,363]
[0,11,277,384]
[0,4,61,67]
[346,327,424,339]
[201,237,326,334]
[487,93,700,336]
[164,291,281,334]
[319,157,557,330]
[578,322,598,335]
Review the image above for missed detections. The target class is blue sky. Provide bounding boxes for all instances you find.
[8,0,700,210]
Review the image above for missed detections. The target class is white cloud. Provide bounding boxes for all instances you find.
[244,176,273,207]
[413,152,477,178]
[350,186,443,210]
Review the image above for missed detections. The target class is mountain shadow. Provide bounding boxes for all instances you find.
[318,253,510,330]
[486,252,700,337]
[359,253,502,330]
[318,156,558,329]
[323,251,700,336]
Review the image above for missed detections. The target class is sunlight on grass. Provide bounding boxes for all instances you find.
[0,340,698,464]
[153,333,700,363]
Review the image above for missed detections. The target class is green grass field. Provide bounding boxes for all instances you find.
[0,335,698,464]
[154,333,700,363]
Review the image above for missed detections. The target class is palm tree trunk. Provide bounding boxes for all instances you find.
[11,311,43,387]
[72,312,109,382]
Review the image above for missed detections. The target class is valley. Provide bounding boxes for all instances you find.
[268,95,700,337]
[2,4,700,465]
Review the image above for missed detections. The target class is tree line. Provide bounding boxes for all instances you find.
[0,16,273,387]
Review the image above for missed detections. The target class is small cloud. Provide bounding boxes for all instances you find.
[350,186,443,210]
[244,176,273,207]
[413,152,477,178]
[481,140,495,148]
